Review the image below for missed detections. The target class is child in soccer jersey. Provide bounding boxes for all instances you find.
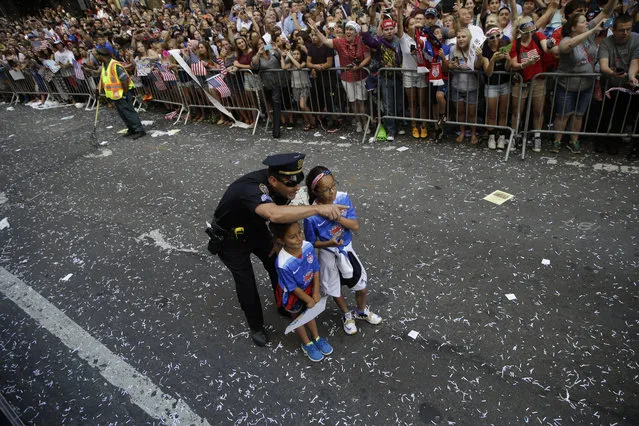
[303,166,382,335]
[271,221,333,362]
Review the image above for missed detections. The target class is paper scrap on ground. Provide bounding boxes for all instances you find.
[106,126,113,129]
[150,129,181,137]
[61,273,73,282]
[0,218,9,230]
[117,128,129,134]
[60,115,74,120]
[542,259,551,266]
[0,193,7,205]
[83,148,112,159]
[285,296,328,334]
[99,141,109,146]
[6,107,14,111]
[396,146,409,152]
[505,293,517,301]
[141,120,154,126]
[408,330,420,339]
[483,190,514,205]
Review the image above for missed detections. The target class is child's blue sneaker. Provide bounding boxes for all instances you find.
[313,337,333,356]
[301,342,324,362]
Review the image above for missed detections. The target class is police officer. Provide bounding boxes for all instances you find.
[209,153,346,346]
[94,47,146,139]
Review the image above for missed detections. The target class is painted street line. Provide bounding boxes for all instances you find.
[0,267,210,426]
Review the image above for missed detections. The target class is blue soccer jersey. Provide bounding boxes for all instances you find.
[303,192,357,248]
[275,241,320,310]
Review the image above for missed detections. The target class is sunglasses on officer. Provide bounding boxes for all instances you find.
[276,176,301,187]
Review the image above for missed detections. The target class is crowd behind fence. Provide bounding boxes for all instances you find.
[1,62,637,160]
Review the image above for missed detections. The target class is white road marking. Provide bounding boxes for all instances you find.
[0,267,210,425]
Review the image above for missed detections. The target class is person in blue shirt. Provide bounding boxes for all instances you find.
[271,221,333,362]
[303,166,382,336]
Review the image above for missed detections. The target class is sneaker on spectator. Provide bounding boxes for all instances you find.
[533,137,542,153]
[356,121,363,133]
[354,306,382,325]
[301,342,324,362]
[343,311,358,335]
[550,140,561,153]
[487,134,496,150]
[420,127,428,138]
[497,135,505,150]
[398,128,406,135]
[567,140,581,154]
[313,337,333,355]
[386,134,395,142]
[412,127,419,139]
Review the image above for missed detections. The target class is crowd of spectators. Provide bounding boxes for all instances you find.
[0,0,637,157]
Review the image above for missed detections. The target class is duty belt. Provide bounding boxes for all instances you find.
[207,220,246,240]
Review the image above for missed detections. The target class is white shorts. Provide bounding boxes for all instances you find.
[341,80,368,102]
[317,242,367,297]
[403,70,429,89]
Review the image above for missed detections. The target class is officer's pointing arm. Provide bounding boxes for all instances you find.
[255,203,348,223]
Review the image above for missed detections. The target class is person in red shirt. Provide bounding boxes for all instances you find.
[309,19,371,134]
[509,16,553,152]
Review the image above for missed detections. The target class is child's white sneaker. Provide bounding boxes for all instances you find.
[354,306,382,325]
[343,311,358,335]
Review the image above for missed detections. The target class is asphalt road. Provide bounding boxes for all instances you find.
[0,103,638,425]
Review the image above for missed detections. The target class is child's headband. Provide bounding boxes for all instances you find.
[311,169,332,192]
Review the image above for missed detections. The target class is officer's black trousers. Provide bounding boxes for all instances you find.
[218,230,278,331]
[114,92,145,134]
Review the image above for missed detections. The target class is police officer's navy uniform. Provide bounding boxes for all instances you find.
[211,154,305,346]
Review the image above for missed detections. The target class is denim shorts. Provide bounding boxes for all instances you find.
[484,82,511,98]
[450,86,478,104]
[555,84,592,117]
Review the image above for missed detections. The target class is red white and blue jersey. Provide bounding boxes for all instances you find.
[275,241,320,310]
[303,192,357,248]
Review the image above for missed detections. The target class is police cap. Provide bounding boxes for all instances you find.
[263,152,305,184]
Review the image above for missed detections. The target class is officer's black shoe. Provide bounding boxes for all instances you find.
[250,327,268,347]
[273,130,281,139]
[123,131,135,138]
[132,131,147,140]
[278,306,292,318]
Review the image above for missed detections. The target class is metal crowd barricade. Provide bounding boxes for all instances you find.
[518,72,639,160]
[3,65,98,110]
[259,67,374,144]
[0,68,17,103]
[186,69,261,134]
[136,66,189,125]
[375,68,517,157]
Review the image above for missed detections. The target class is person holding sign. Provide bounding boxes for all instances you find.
[270,221,333,363]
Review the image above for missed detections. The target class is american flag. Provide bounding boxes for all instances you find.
[207,73,231,98]
[189,50,207,76]
[34,40,51,52]
[156,62,177,81]
[215,57,227,76]
[151,70,167,91]
[72,59,85,80]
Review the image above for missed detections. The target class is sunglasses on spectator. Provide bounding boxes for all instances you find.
[487,33,501,40]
